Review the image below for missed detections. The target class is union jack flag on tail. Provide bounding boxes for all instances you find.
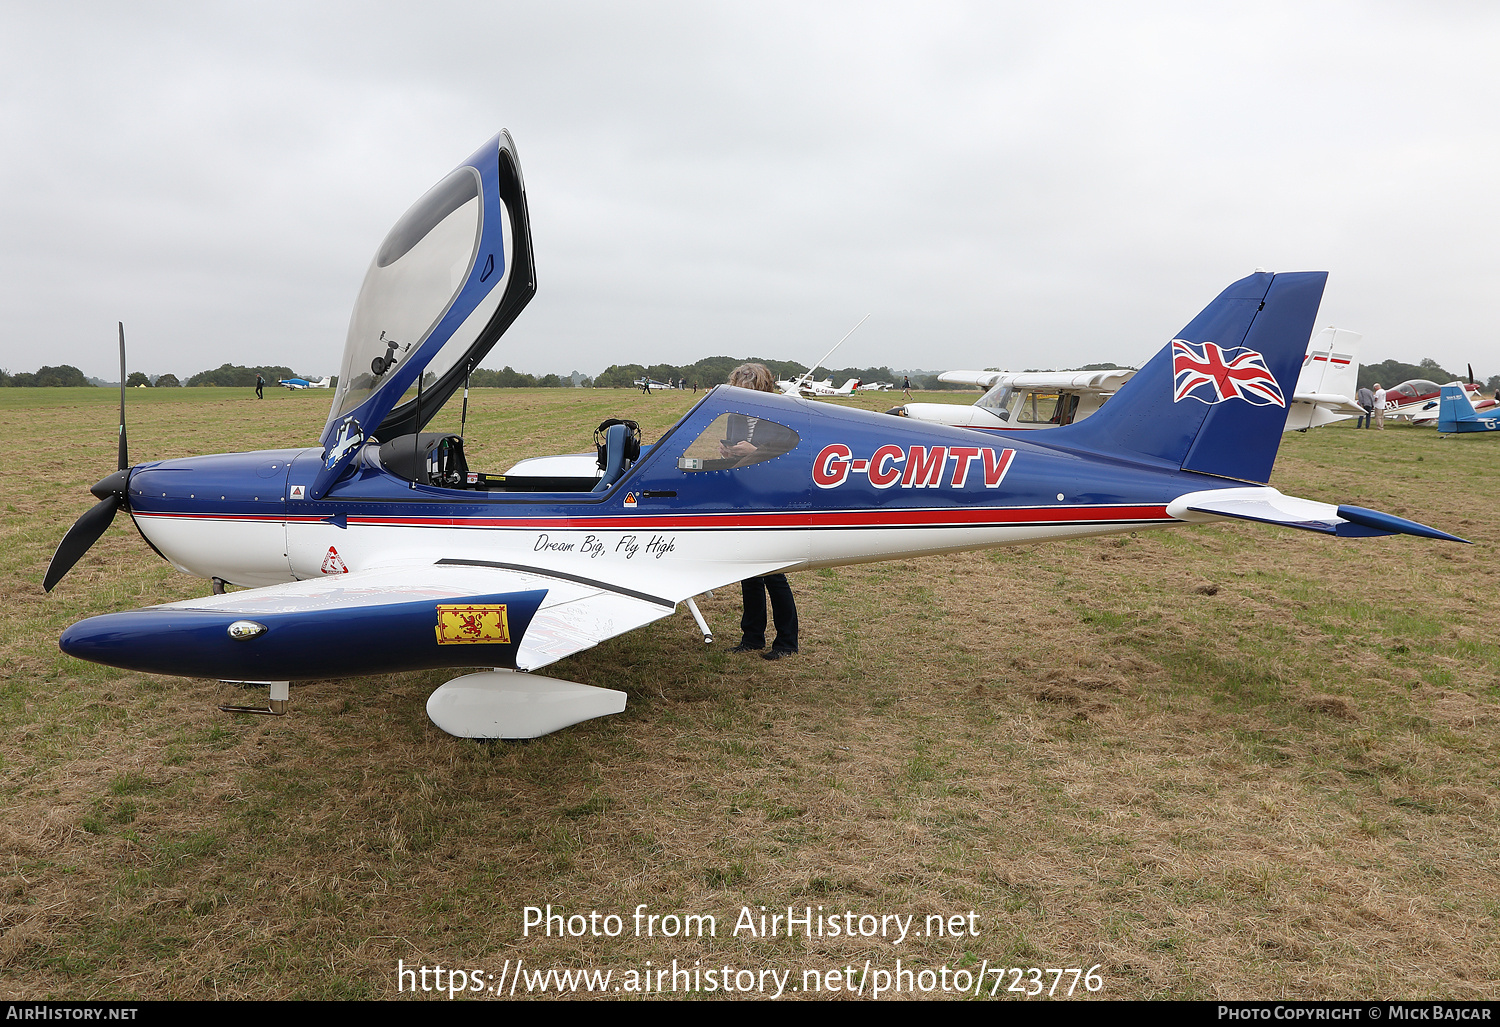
[1171,339,1286,408]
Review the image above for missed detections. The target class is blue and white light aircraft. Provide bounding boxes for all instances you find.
[278,376,332,390]
[1437,383,1500,433]
[43,131,1468,739]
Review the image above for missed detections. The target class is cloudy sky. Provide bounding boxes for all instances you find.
[2,1,1497,382]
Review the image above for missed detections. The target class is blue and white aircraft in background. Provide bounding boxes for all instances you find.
[278,376,332,390]
[42,131,1468,740]
[1437,384,1500,433]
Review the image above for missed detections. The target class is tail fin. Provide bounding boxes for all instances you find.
[1043,270,1326,484]
[1438,383,1477,432]
[1285,326,1362,430]
[1296,327,1360,399]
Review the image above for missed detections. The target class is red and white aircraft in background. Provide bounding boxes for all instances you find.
[1381,376,1490,425]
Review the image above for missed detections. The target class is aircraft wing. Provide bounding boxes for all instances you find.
[938,370,1005,387]
[60,557,797,680]
[937,369,1135,391]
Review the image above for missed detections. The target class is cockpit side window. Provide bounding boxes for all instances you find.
[1015,392,1062,424]
[975,383,1013,418]
[677,413,800,472]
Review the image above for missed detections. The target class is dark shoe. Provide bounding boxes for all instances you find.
[730,642,764,653]
[762,648,797,661]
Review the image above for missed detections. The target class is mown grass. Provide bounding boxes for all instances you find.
[0,387,1496,1000]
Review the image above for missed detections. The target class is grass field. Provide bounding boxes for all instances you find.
[2,385,1496,1000]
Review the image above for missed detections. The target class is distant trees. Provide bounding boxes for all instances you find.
[2,352,1488,396]
[2,364,90,387]
[466,366,570,388]
[582,356,979,391]
[1359,357,1459,390]
[593,356,812,389]
[185,363,298,388]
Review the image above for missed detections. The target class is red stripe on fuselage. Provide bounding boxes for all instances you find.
[132,505,1173,530]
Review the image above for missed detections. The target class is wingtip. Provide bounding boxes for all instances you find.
[1335,505,1470,545]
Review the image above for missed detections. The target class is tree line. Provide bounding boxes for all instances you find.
[589,356,974,390]
[6,356,1499,394]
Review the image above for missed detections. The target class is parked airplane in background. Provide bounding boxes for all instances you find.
[895,328,1363,434]
[42,132,1465,744]
[855,381,894,392]
[901,368,1134,430]
[775,314,872,400]
[1437,384,1500,433]
[1382,377,1485,424]
[777,375,862,398]
[1285,328,1363,430]
[633,377,676,391]
[278,376,332,390]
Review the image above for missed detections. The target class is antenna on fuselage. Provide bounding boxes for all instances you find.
[798,313,871,386]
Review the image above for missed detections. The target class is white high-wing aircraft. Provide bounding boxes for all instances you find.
[896,328,1363,434]
[900,368,1135,430]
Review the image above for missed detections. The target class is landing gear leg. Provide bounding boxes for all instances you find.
[685,596,713,644]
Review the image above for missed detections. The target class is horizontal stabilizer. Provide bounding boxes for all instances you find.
[1166,487,1468,543]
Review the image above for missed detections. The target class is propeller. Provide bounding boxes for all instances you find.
[43,324,132,592]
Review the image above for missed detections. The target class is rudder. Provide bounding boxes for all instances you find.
[1044,271,1326,484]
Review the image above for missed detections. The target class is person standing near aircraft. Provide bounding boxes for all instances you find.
[255,373,264,400]
[902,375,912,399]
[1373,383,1386,429]
[724,362,799,660]
[1357,385,1374,429]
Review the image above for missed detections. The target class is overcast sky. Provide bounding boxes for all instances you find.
[2,1,1498,382]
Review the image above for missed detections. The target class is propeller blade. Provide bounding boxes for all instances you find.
[118,322,129,471]
[43,495,120,592]
[1468,363,1475,387]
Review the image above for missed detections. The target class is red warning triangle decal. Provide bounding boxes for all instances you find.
[321,546,348,574]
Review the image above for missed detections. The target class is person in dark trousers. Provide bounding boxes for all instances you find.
[255,373,264,399]
[723,362,799,660]
[1357,385,1374,428]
